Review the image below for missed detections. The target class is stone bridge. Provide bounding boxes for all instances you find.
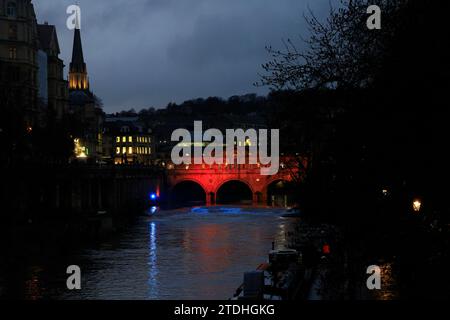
[166,159,302,206]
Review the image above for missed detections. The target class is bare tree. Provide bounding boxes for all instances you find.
[257,0,407,91]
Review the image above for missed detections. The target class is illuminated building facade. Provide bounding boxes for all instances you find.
[103,116,154,165]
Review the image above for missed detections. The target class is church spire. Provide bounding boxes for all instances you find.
[69,18,89,91]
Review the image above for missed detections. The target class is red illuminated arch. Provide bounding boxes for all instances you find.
[171,179,208,195]
[214,179,254,195]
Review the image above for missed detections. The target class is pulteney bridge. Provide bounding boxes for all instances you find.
[166,158,303,206]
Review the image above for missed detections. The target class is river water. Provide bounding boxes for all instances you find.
[0,207,296,300]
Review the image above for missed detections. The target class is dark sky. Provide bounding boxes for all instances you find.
[33,0,331,113]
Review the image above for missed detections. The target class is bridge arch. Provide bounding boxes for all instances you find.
[215,179,254,205]
[266,179,295,207]
[171,179,207,207]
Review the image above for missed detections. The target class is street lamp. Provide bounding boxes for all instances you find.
[412,199,422,213]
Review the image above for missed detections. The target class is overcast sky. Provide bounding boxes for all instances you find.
[33,0,332,112]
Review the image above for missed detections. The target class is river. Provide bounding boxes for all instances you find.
[0,206,297,300]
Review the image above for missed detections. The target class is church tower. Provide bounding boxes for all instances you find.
[68,15,89,91]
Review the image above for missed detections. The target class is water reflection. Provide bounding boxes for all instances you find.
[1,207,293,300]
[148,222,159,298]
[24,266,44,300]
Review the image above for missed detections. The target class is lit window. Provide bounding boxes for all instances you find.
[148,147,151,154]
[128,147,133,154]
[148,137,151,143]
[122,147,126,154]
[122,137,126,143]
[7,2,17,17]
[116,147,120,154]
[116,137,120,143]
[138,137,141,143]
[128,136,132,143]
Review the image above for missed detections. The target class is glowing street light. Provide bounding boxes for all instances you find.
[412,199,422,213]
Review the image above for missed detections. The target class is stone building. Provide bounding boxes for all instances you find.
[103,115,154,165]
[0,0,40,126]
[0,0,68,127]
[37,22,68,120]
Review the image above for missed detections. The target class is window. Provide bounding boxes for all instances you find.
[116,147,120,154]
[128,136,132,143]
[116,137,120,143]
[122,147,127,154]
[128,147,133,154]
[122,136,126,143]
[8,24,17,40]
[7,2,17,17]
[9,47,17,60]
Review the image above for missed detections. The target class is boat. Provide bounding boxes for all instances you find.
[231,249,304,300]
